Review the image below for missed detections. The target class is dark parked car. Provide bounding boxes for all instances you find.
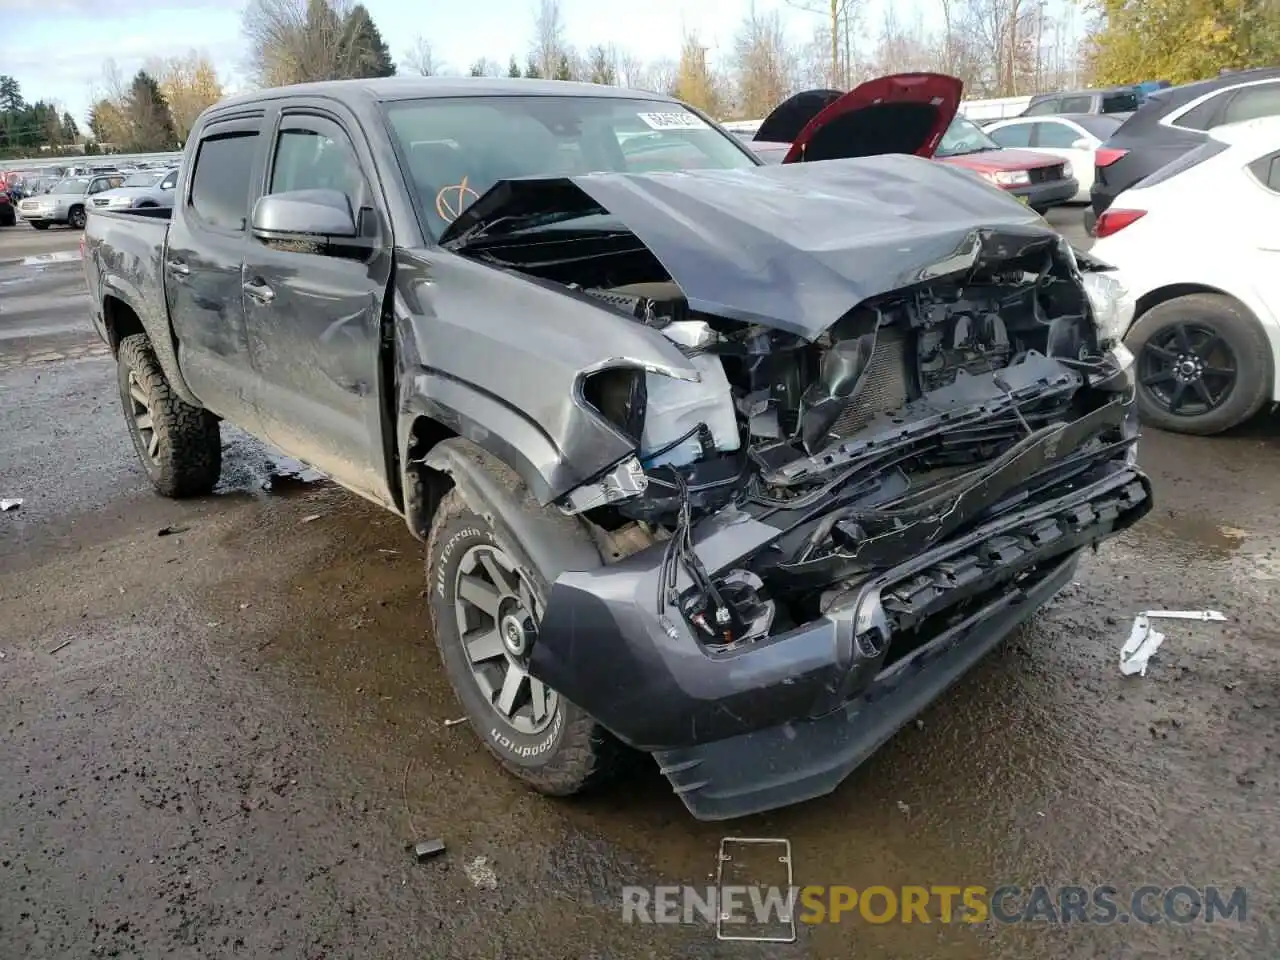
[1021,86,1141,118]
[1088,68,1280,231]
[82,77,1149,821]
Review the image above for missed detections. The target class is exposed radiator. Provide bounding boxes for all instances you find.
[830,325,911,437]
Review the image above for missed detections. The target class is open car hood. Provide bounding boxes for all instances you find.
[440,156,1050,341]
[754,73,962,163]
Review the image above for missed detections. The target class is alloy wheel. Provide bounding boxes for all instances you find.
[126,370,160,463]
[1137,322,1237,417]
[453,543,557,735]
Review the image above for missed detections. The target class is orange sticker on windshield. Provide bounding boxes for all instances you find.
[436,176,480,222]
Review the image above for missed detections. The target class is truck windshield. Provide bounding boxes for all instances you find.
[934,116,1001,158]
[383,95,758,238]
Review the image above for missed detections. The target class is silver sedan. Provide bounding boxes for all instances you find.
[91,167,181,213]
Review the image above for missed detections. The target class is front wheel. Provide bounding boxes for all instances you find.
[67,205,86,229]
[1126,294,1271,435]
[426,488,623,796]
[116,333,222,497]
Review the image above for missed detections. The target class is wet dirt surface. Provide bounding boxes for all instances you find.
[2,211,1278,958]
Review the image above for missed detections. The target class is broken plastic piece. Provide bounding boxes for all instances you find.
[411,838,446,862]
[1120,610,1227,676]
[1,499,22,512]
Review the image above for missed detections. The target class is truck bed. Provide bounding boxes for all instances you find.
[82,206,183,396]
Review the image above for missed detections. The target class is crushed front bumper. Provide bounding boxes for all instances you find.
[533,457,1150,818]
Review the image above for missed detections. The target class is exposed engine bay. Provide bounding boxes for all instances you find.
[455,219,1138,663]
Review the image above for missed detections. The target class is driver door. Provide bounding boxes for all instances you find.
[240,106,396,504]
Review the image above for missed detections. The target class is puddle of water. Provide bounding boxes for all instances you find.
[262,455,328,494]
[1124,509,1247,561]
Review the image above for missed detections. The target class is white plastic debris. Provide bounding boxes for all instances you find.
[1120,610,1228,676]
[1,499,22,512]
[462,856,498,890]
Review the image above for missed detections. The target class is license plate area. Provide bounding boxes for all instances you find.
[716,836,796,943]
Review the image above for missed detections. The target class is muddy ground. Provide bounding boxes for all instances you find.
[1,215,1277,959]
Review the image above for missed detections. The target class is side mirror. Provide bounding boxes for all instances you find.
[251,189,357,240]
[1071,138,1093,151]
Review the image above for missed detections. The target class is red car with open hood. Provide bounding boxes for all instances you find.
[748,73,1079,212]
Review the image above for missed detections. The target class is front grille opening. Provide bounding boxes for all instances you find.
[878,559,1061,671]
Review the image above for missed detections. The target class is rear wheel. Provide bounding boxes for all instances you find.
[425,488,623,796]
[116,333,222,497]
[1126,294,1271,435]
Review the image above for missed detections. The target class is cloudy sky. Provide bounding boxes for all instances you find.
[3,0,823,126]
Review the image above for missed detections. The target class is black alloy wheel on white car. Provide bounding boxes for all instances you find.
[1126,293,1272,435]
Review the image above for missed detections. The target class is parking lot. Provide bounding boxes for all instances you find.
[1,209,1278,959]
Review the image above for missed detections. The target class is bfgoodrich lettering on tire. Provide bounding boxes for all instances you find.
[426,488,623,796]
[116,333,222,498]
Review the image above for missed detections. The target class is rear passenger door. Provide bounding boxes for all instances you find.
[165,115,266,427]
[241,106,396,504]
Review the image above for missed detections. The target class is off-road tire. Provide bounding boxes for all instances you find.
[67,205,86,230]
[426,488,624,796]
[116,333,222,497]
[1126,294,1271,435]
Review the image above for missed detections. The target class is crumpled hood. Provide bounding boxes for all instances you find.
[442,155,1056,340]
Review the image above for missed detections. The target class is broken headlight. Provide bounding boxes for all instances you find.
[1082,269,1135,347]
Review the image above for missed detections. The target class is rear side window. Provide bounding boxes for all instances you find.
[1034,121,1080,148]
[1221,83,1280,124]
[1135,139,1228,188]
[989,123,1032,147]
[190,131,260,231]
[1174,95,1224,131]
[1102,92,1139,113]
[1023,98,1059,116]
[1059,95,1093,113]
[1248,150,1280,192]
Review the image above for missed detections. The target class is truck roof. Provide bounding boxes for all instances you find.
[211,76,677,114]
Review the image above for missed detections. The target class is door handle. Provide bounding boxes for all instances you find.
[166,258,189,276]
[243,278,275,304]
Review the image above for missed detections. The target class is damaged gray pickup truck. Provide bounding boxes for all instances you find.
[82,76,1150,820]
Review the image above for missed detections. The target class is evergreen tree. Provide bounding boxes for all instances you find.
[554,52,573,81]
[61,111,79,143]
[524,57,542,79]
[508,55,522,78]
[344,4,396,78]
[126,70,178,151]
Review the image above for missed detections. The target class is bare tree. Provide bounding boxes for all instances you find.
[637,58,679,97]
[616,49,644,88]
[146,50,224,141]
[403,35,438,76]
[586,44,618,85]
[242,0,365,87]
[784,0,864,87]
[731,6,797,120]
[532,0,567,80]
